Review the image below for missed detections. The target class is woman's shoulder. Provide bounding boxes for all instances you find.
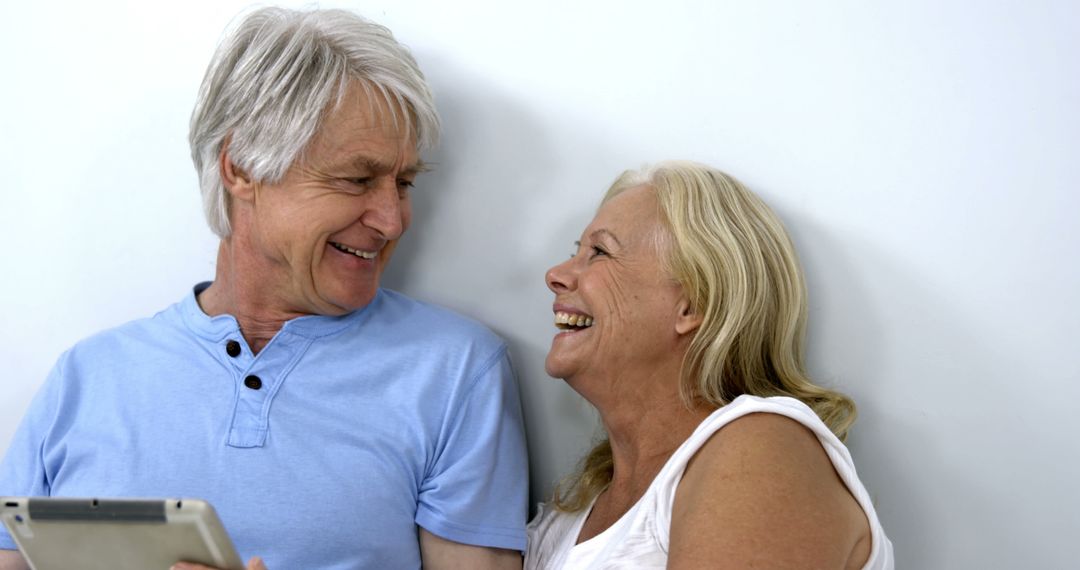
[677,397,854,511]
[684,404,845,486]
[659,395,834,476]
[664,395,876,569]
[704,394,823,427]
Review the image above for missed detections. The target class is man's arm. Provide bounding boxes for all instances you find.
[168,556,266,570]
[169,534,523,570]
[0,550,29,570]
[414,348,528,562]
[419,529,521,570]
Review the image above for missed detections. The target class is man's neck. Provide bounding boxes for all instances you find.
[197,240,307,354]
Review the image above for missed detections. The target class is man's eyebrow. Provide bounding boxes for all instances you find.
[409,159,433,175]
[589,229,622,247]
[347,156,429,176]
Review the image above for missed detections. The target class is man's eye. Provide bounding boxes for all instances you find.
[346,177,372,188]
[590,245,608,258]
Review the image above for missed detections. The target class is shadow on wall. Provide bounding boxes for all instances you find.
[790,213,916,563]
[380,57,606,511]
[793,212,1056,569]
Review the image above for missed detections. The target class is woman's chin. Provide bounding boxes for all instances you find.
[544,355,574,380]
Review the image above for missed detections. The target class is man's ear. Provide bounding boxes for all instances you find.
[675,296,704,335]
[219,143,256,202]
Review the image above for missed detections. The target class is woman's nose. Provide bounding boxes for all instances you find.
[546,257,576,294]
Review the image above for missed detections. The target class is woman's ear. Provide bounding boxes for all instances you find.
[219,141,256,202]
[675,297,703,335]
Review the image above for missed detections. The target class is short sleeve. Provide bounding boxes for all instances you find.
[415,347,529,551]
[0,357,64,550]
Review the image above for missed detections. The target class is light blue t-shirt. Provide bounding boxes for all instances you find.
[0,284,528,568]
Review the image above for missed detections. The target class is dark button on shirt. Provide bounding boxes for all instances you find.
[226,340,241,358]
[244,375,263,390]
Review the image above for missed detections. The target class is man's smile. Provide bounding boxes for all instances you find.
[330,241,378,259]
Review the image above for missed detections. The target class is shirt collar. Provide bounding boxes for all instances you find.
[179,281,378,341]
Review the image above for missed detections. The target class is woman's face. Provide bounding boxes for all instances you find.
[544,185,691,394]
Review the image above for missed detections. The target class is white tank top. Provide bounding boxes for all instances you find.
[525,395,894,569]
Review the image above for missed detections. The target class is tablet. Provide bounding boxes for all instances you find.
[1,497,244,570]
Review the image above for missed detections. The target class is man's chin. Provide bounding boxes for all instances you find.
[309,278,380,316]
[325,291,378,315]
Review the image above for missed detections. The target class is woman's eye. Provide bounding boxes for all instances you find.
[568,241,608,259]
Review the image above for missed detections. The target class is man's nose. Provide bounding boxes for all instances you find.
[361,179,406,239]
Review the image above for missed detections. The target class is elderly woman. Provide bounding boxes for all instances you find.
[525,162,894,569]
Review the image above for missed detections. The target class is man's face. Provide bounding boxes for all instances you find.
[231,81,421,316]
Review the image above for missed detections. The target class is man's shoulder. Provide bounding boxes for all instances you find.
[63,297,190,361]
[372,289,505,348]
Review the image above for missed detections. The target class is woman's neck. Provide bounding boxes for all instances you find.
[575,376,712,543]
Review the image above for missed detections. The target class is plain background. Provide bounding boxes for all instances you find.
[2,1,1077,567]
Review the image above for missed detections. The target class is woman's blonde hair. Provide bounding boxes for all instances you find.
[553,161,856,512]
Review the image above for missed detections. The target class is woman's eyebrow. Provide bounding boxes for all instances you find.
[589,229,623,247]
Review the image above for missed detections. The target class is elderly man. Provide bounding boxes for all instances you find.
[0,7,527,570]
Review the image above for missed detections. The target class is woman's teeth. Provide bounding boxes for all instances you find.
[331,242,377,259]
[555,311,594,329]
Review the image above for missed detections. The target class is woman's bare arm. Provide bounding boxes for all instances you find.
[668,412,871,570]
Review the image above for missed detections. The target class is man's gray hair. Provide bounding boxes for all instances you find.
[189,7,440,238]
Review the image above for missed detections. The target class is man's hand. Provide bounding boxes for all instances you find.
[419,528,522,570]
[170,556,267,570]
[0,549,264,570]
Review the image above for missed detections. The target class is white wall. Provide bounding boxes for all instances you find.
[2,1,1077,567]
